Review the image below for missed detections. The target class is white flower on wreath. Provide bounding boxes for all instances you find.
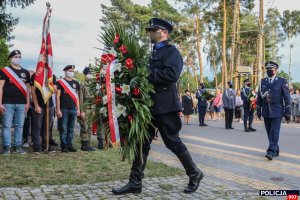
[100,107,108,117]
[108,48,117,56]
[102,95,108,105]
[115,103,126,118]
[120,83,130,95]
[113,63,122,73]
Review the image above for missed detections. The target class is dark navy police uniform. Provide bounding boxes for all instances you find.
[112,17,203,195]
[241,79,256,132]
[196,84,207,126]
[257,61,292,160]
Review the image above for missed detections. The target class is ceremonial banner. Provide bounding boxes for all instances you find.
[34,4,54,103]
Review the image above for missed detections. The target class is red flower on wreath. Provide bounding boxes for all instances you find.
[95,73,100,81]
[125,58,134,70]
[95,96,102,105]
[113,34,120,44]
[101,54,115,64]
[118,45,128,54]
[128,115,133,122]
[133,88,140,96]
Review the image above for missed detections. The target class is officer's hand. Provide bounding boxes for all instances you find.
[179,111,183,117]
[35,105,42,114]
[0,104,6,115]
[80,112,85,119]
[285,115,291,122]
[57,109,62,118]
[77,109,81,117]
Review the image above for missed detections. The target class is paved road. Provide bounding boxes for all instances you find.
[1,116,299,199]
[148,116,300,194]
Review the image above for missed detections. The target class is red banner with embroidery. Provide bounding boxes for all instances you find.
[34,5,54,104]
[1,67,27,97]
[57,79,78,105]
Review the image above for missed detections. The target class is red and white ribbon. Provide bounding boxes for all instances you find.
[105,60,120,144]
[57,79,78,105]
[2,67,27,97]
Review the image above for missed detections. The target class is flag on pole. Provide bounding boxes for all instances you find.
[34,3,54,103]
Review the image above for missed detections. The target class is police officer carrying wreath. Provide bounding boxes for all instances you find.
[112,18,203,195]
[257,61,291,160]
[241,78,256,132]
[196,83,208,126]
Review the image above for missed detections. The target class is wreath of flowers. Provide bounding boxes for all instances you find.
[89,23,154,161]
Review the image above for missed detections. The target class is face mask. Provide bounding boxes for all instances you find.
[66,71,74,78]
[246,83,251,87]
[86,74,93,80]
[267,69,275,77]
[11,58,21,66]
[229,84,233,88]
[150,31,162,43]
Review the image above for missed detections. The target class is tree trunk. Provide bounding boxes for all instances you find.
[229,0,238,82]
[257,0,264,88]
[288,37,292,85]
[212,50,218,88]
[195,13,204,83]
[234,0,240,91]
[222,0,227,91]
[187,54,199,87]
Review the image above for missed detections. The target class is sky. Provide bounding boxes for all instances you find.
[6,0,300,81]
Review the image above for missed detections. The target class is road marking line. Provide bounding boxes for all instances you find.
[181,135,300,160]
[150,151,290,190]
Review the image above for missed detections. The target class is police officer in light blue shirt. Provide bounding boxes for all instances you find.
[257,61,292,160]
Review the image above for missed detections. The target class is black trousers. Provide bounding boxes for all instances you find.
[244,107,254,128]
[140,111,187,158]
[23,108,33,143]
[31,107,54,150]
[198,106,207,125]
[224,108,234,128]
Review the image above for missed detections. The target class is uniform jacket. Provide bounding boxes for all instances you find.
[196,89,207,107]
[257,76,292,118]
[147,40,182,115]
[222,88,236,109]
[241,86,251,109]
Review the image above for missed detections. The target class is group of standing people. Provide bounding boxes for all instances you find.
[0,50,105,155]
[181,60,292,162]
[181,78,257,133]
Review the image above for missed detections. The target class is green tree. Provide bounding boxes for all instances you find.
[264,8,285,64]
[0,0,35,40]
[280,10,300,84]
[0,39,9,68]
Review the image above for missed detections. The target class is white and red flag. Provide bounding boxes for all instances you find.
[34,3,54,103]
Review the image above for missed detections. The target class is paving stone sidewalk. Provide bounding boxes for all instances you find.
[0,175,273,200]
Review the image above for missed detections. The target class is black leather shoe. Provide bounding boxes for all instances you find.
[199,124,203,127]
[112,182,142,195]
[184,171,204,193]
[244,128,250,132]
[249,127,256,132]
[67,146,77,152]
[265,154,273,160]
[61,148,69,153]
[202,123,208,126]
[81,145,91,151]
[230,127,234,129]
[88,146,96,151]
[274,151,279,157]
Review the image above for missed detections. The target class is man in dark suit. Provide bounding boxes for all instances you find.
[196,83,208,126]
[112,18,203,195]
[257,61,292,160]
[241,78,256,132]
